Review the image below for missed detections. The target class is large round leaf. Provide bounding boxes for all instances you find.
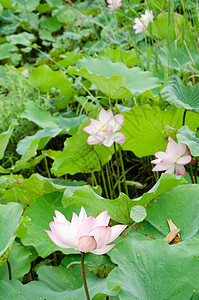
[121,104,199,157]
[160,75,199,112]
[37,263,117,298]
[0,275,117,300]
[107,237,199,299]
[134,185,199,241]
[67,56,160,99]
[1,173,86,205]
[63,175,186,224]
[0,203,23,263]
[146,184,199,240]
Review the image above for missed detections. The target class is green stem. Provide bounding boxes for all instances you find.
[106,164,113,199]
[187,168,194,184]
[91,171,98,186]
[6,261,12,280]
[44,156,51,178]
[182,109,187,126]
[114,142,121,194]
[194,161,198,184]
[53,252,58,265]
[94,149,109,198]
[110,160,117,198]
[101,168,109,199]
[118,146,129,197]
[109,98,113,111]
[81,252,90,300]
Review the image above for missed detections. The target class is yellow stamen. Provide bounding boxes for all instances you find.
[100,124,108,132]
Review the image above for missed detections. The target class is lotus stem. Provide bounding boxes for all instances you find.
[182,109,187,126]
[93,148,109,198]
[6,261,12,280]
[118,145,129,197]
[194,161,198,184]
[81,252,90,300]
[187,168,194,184]
[44,156,51,178]
[106,164,113,199]
[114,142,121,194]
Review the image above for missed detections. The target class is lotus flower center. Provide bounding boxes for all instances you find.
[100,124,108,132]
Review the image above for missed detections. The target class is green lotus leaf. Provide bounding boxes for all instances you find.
[132,173,186,207]
[177,125,199,157]
[0,274,117,300]
[121,104,199,157]
[158,41,199,71]
[62,185,132,224]
[107,237,199,299]
[0,173,86,205]
[0,242,32,281]
[21,101,59,129]
[28,65,73,104]
[160,75,199,112]
[0,203,23,265]
[0,119,17,160]
[67,56,160,99]
[37,263,117,298]
[134,184,199,241]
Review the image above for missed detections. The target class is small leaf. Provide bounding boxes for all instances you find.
[12,139,39,172]
[0,120,17,160]
[99,47,140,68]
[177,126,199,157]
[6,32,35,46]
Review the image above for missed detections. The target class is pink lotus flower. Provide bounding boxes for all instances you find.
[133,9,154,34]
[106,0,122,11]
[45,207,127,255]
[151,136,191,176]
[83,108,125,147]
